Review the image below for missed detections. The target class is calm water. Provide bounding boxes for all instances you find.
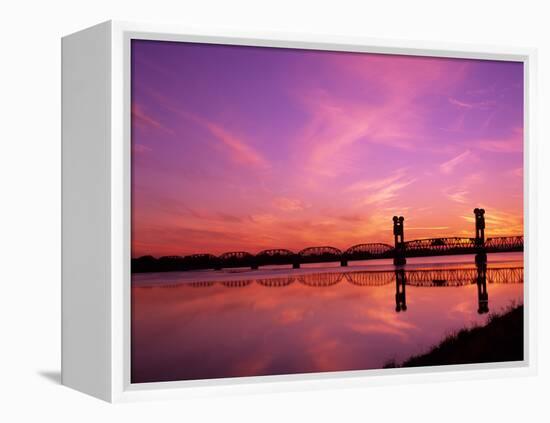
[131,252,523,383]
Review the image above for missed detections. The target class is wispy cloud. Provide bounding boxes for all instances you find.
[477,129,523,153]
[439,150,471,174]
[444,188,469,204]
[198,117,270,169]
[362,179,416,206]
[132,104,174,134]
[137,88,270,169]
[172,107,270,169]
[132,144,152,155]
[294,93,371,175]
[346,169,407,193]
[448,97,495,110]
[272,197,307,212]
[346,170,416,206]
[293,57,470,177]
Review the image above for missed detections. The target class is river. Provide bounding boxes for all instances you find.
[131,252,523,383]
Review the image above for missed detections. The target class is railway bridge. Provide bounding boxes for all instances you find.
[132,208,523,273]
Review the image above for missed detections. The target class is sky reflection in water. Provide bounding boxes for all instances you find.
[131,253,523,383]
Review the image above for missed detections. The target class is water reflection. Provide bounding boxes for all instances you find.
[477,259,489,314]
[395,261,492,315]
[135,266,522,313]
[395,269,407,312]
[131,252,523,383]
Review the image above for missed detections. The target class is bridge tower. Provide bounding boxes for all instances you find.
[473,208,487,264]
[395,269,407,312]
[474,208,486,245]
[393,216,406,265]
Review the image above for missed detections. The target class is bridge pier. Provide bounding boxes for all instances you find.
[340,257,348,267]
[395,269,407,312]
[393,216,406,265]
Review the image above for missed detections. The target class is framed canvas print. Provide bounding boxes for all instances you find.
[61,21,537,402]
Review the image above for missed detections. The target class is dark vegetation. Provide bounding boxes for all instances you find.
[384,305,524,368]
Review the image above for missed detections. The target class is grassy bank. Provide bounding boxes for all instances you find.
[385,305,524,368]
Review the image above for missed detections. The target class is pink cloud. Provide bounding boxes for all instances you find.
[346,169,408,192]
[132,144,152,154]
[171,108,270,169]
[345,169,416,206]
[138,88,270,170]
[200,118,270,169]
[132,104,174,134]
[448,97,495,110]
[439,150,472,174]
[272,197,307,212]
[361,178,416,206]
[292,55,470,178]
[444,188,469,204]
[293,92,372,175]
[477,130,523,153]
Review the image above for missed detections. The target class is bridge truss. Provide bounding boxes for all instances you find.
[132,236,523,272]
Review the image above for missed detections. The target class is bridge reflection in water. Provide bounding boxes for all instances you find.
[137,264,522,315]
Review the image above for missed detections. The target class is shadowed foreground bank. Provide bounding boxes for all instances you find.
[385,305,524,368]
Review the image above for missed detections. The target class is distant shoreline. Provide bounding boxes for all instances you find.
[385,304,524,368]
[132,251,523,276]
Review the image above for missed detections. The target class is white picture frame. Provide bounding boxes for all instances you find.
[61,20,537,403]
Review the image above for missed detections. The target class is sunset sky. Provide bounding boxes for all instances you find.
[131,40,523,258]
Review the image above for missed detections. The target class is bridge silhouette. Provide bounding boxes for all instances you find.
[132,208,523,273]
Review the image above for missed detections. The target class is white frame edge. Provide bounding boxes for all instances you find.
[62,21,112,401]
[62,20,538,403]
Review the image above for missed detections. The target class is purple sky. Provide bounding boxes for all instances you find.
[131,40,523,257]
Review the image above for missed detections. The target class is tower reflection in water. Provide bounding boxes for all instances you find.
[395,269,407,312]
[476,256,489,314]
[394,255,489,315]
